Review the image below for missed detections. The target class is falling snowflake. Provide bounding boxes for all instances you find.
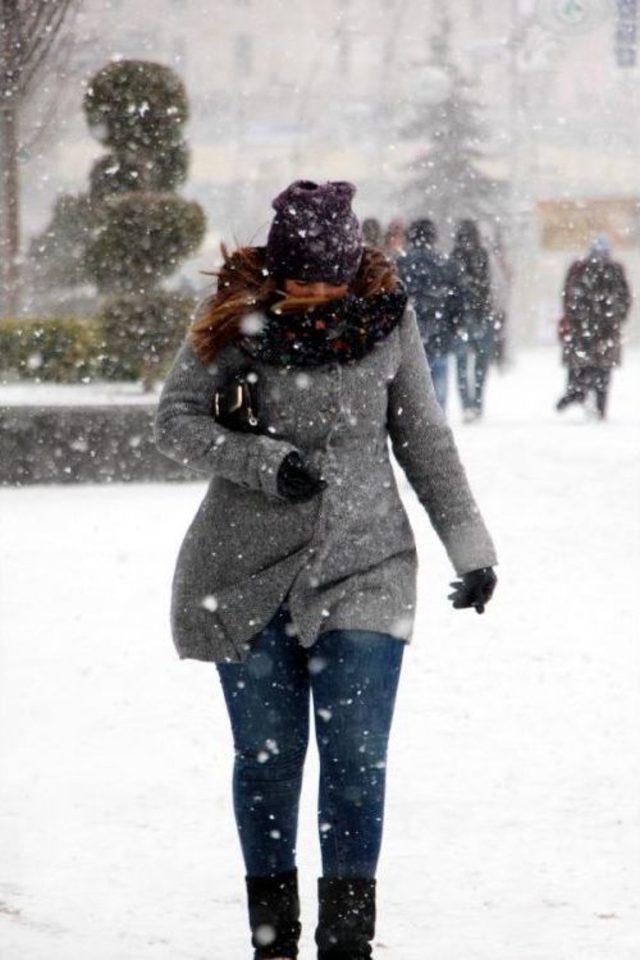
[255,924,276,946]
[308,655,327,675]
[240,313,265,336]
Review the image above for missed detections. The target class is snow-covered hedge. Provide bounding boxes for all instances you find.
[0,317,99,383]
[0,296,194,386]
[0,403,195,484]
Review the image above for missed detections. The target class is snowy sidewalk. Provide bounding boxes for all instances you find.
[1,348,639,960]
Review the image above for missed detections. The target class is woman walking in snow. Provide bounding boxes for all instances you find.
[155,180,497,960]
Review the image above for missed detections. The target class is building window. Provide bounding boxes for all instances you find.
[234,34,253,76]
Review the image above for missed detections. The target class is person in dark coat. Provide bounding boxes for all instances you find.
[362,216,383,249]
[383,217,407,266]
[155,181,497,960]
[451,219,495,421]
[398,218,465,410]
[556,235,631,419]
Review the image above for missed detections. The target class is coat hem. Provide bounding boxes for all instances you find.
[176,645,242,663]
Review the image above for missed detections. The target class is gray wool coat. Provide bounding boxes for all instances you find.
[154,305,497,663]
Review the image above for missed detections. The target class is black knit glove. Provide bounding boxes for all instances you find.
[448,567,497,614]
[277,451,326,502]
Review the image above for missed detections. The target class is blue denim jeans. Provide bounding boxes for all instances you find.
[427,352,449,410]
[455,329,494,412]
[216,604,405,878]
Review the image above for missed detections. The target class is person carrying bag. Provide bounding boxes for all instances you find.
[155,180,498,959]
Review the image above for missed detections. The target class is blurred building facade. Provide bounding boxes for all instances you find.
[23,0,639,342]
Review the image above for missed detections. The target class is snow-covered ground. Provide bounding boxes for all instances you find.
[1,348,639,960]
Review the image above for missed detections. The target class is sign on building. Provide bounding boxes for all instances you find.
[616,0,638,66]
[537,197,640,250]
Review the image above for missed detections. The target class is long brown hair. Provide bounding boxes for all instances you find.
[188,244,398,364]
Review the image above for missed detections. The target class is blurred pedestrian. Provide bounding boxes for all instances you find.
[383,217,407,265]
[399,218,464,410]
[488,226,512,368]
[362,216,383,249]
[556,235,631,419]
[451,219,495,421]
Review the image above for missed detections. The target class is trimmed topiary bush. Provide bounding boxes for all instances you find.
[84,60,188,160]
[27,59,205,385]
[83,59,206,389]
[96,292,194,387]
[28,194,95,295]
[88,144,190,201]
[86,193,205,294]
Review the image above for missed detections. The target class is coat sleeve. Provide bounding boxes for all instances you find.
[387,306,498,575]
[562,261,582,319]
[154,338,298,499]
[614,263,632,321]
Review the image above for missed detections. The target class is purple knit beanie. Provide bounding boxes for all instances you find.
[265,180,363,284]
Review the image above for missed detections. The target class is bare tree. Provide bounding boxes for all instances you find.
[1,0,78,314]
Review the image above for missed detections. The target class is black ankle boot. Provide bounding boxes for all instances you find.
[315,876,376,960]
[245,868,301,959]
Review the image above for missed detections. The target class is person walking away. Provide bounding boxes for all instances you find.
[398,218,464,410]
[155,180,498,960]
[451,219,495,421]
[556,235,631,419]
[362,217,383,250]
[488,227,512,368]
[383,217,407,267]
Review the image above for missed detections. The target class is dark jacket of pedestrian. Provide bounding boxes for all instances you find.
[451,220,494,341]
[561,251,631,369]
[399,220,465,358]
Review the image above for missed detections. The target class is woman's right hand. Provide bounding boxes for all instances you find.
[277,451,326,502]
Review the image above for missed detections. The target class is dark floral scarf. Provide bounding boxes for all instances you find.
[237,287,407,368]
